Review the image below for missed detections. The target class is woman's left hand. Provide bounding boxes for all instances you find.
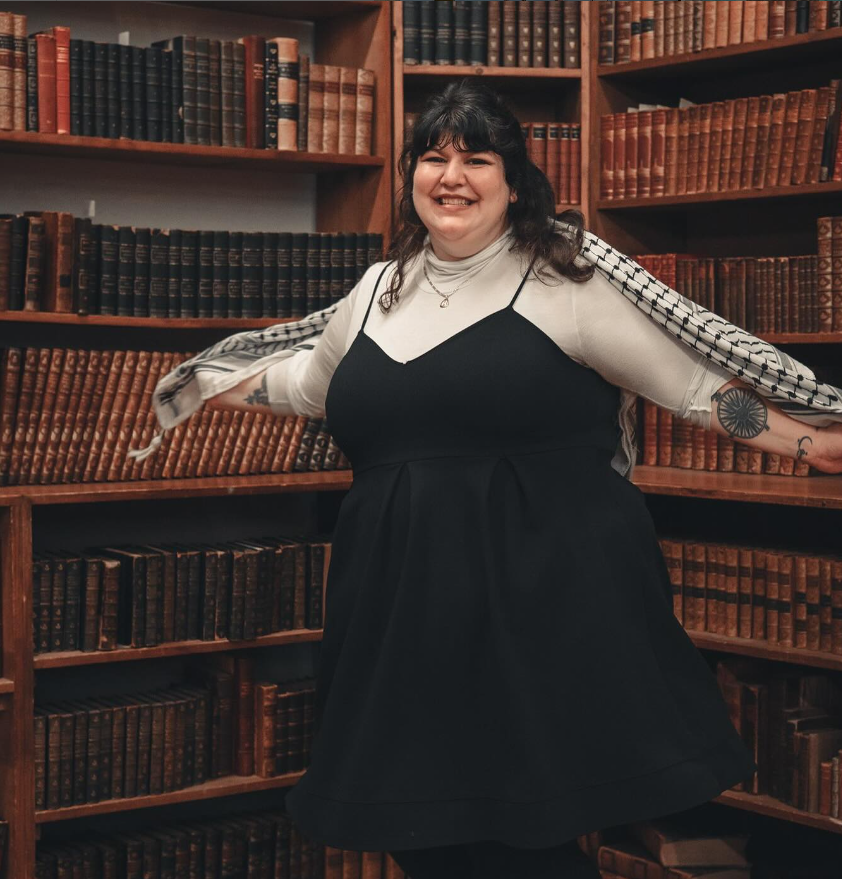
[814,423,842,474]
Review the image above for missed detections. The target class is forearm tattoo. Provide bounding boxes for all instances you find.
[711,386,770,440]
[244,373,270,407]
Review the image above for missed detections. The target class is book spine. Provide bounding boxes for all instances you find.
[35,34,56,133]
[273,38,298,152]
[263,40,279,151]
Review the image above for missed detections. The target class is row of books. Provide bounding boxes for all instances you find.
[34,671,314,810]
[658,536,842,654]
[0,211,383,317]
[524,121,582,205]
[640,399,814,477]
[35,809,407,879]
[598,0,842,65]
[0,347,350,486]
[717,658,842,816]
[402,0,581,68]
[600,81,842,200]
[0,16,375,155]
[32,535,330,655]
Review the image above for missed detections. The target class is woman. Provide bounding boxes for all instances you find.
[203,81,839,878]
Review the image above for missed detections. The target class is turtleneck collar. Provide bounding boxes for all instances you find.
[421,226,515,282]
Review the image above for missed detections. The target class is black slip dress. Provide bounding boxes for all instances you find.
[283,259,758,852]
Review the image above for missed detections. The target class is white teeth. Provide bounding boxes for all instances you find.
[438,198,472,205]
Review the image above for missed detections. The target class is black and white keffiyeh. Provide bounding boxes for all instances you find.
[130,226,842,479]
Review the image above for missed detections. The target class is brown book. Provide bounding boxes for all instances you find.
[0,13,13,130]
[637,110,652,197]
[756,0,772,38]
[270,37,298,152]
[0,346,21,485]
[78,350,124,483]
[61,349,100,484]
[744,0,758,40]
[488,1,502,65]
[696,102,711,192]
[337,66,356,154]
[34,33,56,133]
[23,214,46,311]
[704,101,723,192]
[39,348,76,485]
[751,94,773,189]
[791,88,818,186]
[717,99,734,190]
[807,85,832,184]
[763,92,787,188]
[727,97,749,190]
[18,347,56,484]
[107,350,151,482]
[40,210,74,313]
[11,14,25,131]
[739,95,761,189]
[615,1,632,62]
[157,417,188,480]
[502,1,518,66]
[306,63,325,153]
[599,116,614,199]
[531,1,548,66]
[254,683,277,778]
[355,68,374,156]
[49,26,70,135]
[728,0,744,43]
[125,351,169,480]
[776,89,801,186]
[321,64,340,153]
[227,411,255,476]
[195,408,225,478]
[92,349,137,482]
[186,407,214,477]
[704,0,719,48]
[517,0,532,66]
[171,409,201,479]
[237,35,265,149]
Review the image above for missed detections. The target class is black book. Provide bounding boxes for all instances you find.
[241,232,263,318]
[290,232,307,317]
[194,545,220,642]
[367,231,384,264]
[116,226,135,317]
[80,40,94,136]
[70,217,93,316]
[151,36,196,144]
[97,224,118,315]
[831,1,842,28]
[403,0,421,64]
[343,231,357,297]
[318,231,332,310]
[95,547,145,647]
[796,0,810,32]
[69,38,82,134]
[420,0,436,64]
[145,45,162,142]
[263,41,279,150]
[161,49,173,143]
[209,39,221,146]
[197,230,214,317]
[47,553,67,652]
[106,43,120,139]
[220,41,235,146]
[26,36,37,131]
[167,227,182,316]
[232,42,246,147]
[62,553,83,651]
[132,226,151,317]
[329,232,344,304]
[93,42,107,138]
[179,229,198,317]
[276,231,292,318]
[355,231,367,282]
[130,46,146,141]
[8,214,27,310]
[118,44,131,139]
[434,0,453,64]
[169,39,184,143]
[469,1,487,65]
[149,228,169,317]
[195,37,211,145]
[453,0,469,64]
[305,233,320,314]
[227,230,243,318]
[88,223,102,315]
[212,230,229,317]
[261,231,278,317]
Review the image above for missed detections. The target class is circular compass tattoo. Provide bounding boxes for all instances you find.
[712,386,769,439]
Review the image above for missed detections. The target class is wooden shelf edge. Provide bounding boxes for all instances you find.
[596,180,842,210]
[36,770,305,823]
[0,312,305,329]
[596,27,842,78]
[632,465,842,509]
[0,471,354,506]
[689,632,842,672]
[164,0,383,20]
[714,789,842,835]
[0,131,385,171]
[0,678,13,694]
[404,64,581,79]
[35,630,323,669]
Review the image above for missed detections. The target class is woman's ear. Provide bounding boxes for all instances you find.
[509,189,517,203]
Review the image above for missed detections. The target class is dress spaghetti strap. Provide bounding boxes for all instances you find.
[507,255,537,308]
[360,263,393,332]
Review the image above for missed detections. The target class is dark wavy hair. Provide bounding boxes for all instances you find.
[379,78,594,312]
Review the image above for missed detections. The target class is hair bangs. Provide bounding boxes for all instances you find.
[412,106,499,157]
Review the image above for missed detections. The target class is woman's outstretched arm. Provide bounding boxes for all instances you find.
[709,376,842,475]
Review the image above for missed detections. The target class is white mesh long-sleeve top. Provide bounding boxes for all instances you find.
[264,245,734,429]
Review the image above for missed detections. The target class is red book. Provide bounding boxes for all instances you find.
[48,26,70,135]
[34,33,56,134]
[237,35,265,149]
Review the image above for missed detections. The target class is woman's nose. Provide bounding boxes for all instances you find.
[440,159,465,186]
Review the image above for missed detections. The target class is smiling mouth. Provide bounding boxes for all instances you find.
[435,197,475,206]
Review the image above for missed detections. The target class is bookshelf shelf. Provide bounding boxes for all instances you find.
[166,1,382,20]
[403,64,581,82]
[689,632,842,673]
[34,629,323,669]
[713,789,842,836]
[596,180,842,211]
[632,465,842,509]
[0,471,353,507]
[0,312,305,330]
[0,131,385,173]
[35,770,305,824]
[597,27,842,81]
[0,678,14,694]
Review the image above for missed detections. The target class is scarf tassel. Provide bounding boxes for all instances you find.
[126,429,166,462]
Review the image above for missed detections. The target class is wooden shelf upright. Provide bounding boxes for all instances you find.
[0,2,392,876]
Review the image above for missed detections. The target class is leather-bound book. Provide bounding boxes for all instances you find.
[116,226,135,316]
[148,228,169,317]
[145,46,162,143]
[637,110,652,197]
[10,14,25,130]
[807,85,832,184]
[39,349,76,485]
[254,683,278,778]
[453,0,469,64]
[161,47,173,143]
[209,229,229,318]
[269,38,298,152]
[132,226,151,317]
[127,45,144,141]
[220,40,235,146]
[94,223,117,316]
[262,39,279,151]
[22,213,45,312]
[197,229,214,317]
[306,62,324,153]
[761,92,786,189]
[222,230,241,316]
[238,36,265,149]
[435,0,454,64]
[33,32,56,133]
[726,96,747,190]
[336,66,355,154]
[178,228,197,317]
[85,349,130,483]
[355,68,374,156]
[501,1,517,65]
[7,214,27,309]
[0,346,21,486]
[295,51,308,151]
[39,210,74,313]
[7,347,41,485]
[791,88,817,186]
[776,89,800,186]
[21,346,61,485]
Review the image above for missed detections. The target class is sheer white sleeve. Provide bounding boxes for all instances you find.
[570,269,734,429]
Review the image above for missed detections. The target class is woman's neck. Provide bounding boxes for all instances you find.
[427,224,511,263]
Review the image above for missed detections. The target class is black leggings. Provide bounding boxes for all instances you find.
[388,837,602,879]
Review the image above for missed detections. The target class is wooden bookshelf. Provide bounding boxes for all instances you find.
[404,64,582,82]
[0,2,392,875]
[34,629,323,669]
[35,770,305,823]
[714,789,842,836]
[688,632,842,674]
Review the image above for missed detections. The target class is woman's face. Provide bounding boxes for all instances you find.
[412,140,515,261]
